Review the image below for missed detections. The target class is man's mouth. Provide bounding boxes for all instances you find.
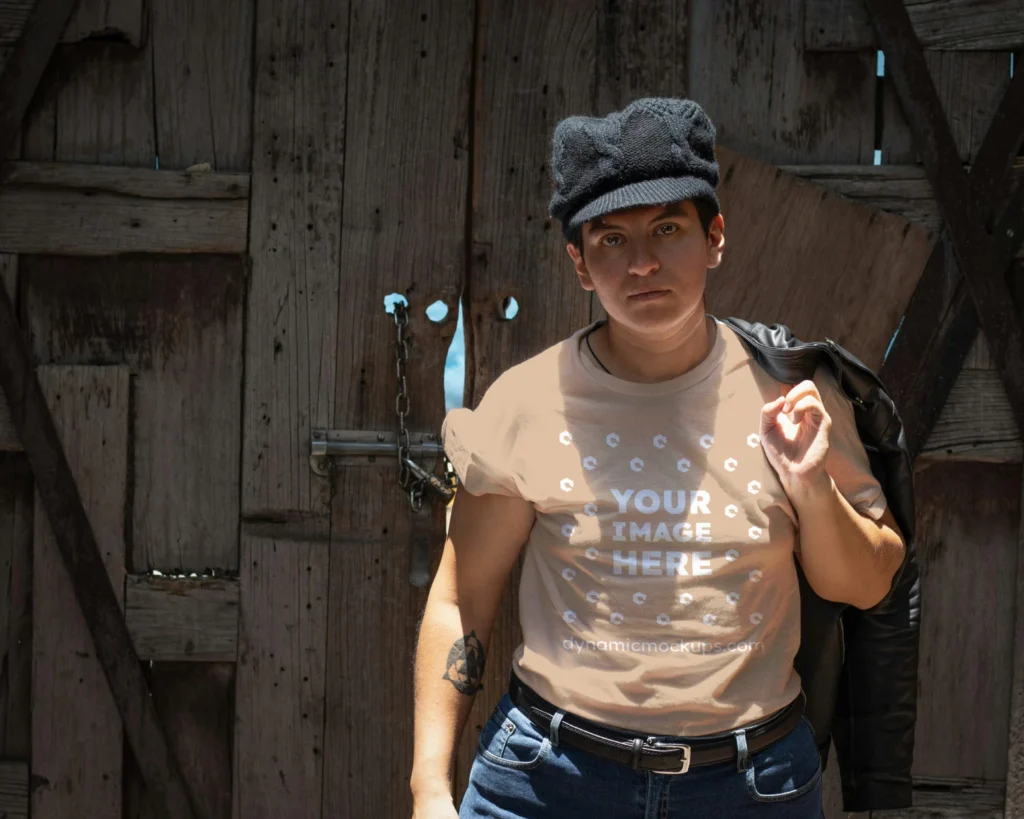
[629,289,670,300]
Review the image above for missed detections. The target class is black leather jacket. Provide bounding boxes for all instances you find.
[721,316,920,813]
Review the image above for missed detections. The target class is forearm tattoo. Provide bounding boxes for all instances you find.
[442,629,485,695]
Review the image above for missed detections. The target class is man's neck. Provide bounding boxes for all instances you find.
[589,312,716,384]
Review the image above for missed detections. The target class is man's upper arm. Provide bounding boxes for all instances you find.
[436,487,536,617]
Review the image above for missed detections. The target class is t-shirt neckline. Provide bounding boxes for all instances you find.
[575,314,727,396]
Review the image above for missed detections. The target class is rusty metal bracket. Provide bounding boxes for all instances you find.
[866,0,1024,444]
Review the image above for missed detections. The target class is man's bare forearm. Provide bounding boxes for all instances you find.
[410,593,490,800]
[790,473,904,609]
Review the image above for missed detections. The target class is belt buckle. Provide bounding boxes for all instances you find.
[647,740,691,775]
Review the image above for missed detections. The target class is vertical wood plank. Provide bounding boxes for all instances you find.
[320,1,473,816]
[882,51,1012,164]
[594,1,688,114]
[150,0,255,171]
[17,39,153,165]
[688,0,877,164]
[457,2,599,804]
[0,253,13,301]
[0,0,144,46]
[913,461,1019,780]
[124,663,235,819]
[1003,261,1024,816]
[52,41,155,165]
[30,365,129,818]
[62,0,144,46]
[0,452,32,759]
[470,1,595,405]
[242,0,349,517]
[0,45,21,160]
[18,52,57,161]
[22,255,244,573]
[234,537,328,819]
[1007,465,1024,818]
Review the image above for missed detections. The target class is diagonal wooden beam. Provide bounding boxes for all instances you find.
[0,0,78,174]
[865,0,1024,445]
[0,293,200,819]
[880,68,1024,461]
[0,2,198,818]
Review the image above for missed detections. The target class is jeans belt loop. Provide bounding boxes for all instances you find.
[734,727,749,773]
[630,737,643,770]
[548,710,565,747]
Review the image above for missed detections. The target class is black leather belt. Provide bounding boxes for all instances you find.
[508,669,806,775]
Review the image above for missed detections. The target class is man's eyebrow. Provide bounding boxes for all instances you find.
[589,203,687,232]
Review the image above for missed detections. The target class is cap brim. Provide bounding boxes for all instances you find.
[566,176,719,238]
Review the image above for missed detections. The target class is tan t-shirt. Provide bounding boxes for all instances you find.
[441,314,887,737]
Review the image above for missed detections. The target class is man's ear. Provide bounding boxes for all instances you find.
[706,213,726,269]
[567,241,595,292]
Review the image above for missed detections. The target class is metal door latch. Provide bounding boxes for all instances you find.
[309,428,455,588]
[310,429,443,474]
[310,429,455,503]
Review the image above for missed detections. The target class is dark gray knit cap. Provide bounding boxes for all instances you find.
[548,97,720,242]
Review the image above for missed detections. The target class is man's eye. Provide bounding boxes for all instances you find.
[658,224,678,235]
[602,235,622,247]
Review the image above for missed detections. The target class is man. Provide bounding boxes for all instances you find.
[410,98,907,819]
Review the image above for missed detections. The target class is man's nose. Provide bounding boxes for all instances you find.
[628,246,659,276]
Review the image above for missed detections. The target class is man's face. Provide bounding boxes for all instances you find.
[566,199,725,334]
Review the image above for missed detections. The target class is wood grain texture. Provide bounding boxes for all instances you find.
[0,253,13,299]
[242,0,348,516]
[30,365,128,819]
[0,186,249,255]
[882,51,1012,165]
[469,1,594,402]
[0,454,31,759]
[1006,457,1024,819]
[18,39,154,165]
[1,160,250,197]
[594,1,687,116]
[912,461,1019,780]
[0,0,79,158]
[457,0,597,805]
[0,44,14,161]
[319,1,472,815]
[54,41,154,164]
[125,663,234,819]
[920,371,1023,462]
[234,536,328,819]
[0,0,143,45]
[782,162,1024,256]
[688,0,876,164]
[22,255,245,572]
[0,256,12,451]
[150,0,254,170]
[805,0,1024,50]
[0,759,27,817]
[0,160,249,257]
[709,145,936,370]
[126,575,239,661]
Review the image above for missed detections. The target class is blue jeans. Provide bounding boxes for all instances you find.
[458,692,824,819]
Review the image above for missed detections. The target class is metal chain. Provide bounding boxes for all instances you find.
[393,302,427,511]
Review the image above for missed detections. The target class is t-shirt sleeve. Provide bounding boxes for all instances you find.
[813,363,888,521]
[441,373,525,499]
